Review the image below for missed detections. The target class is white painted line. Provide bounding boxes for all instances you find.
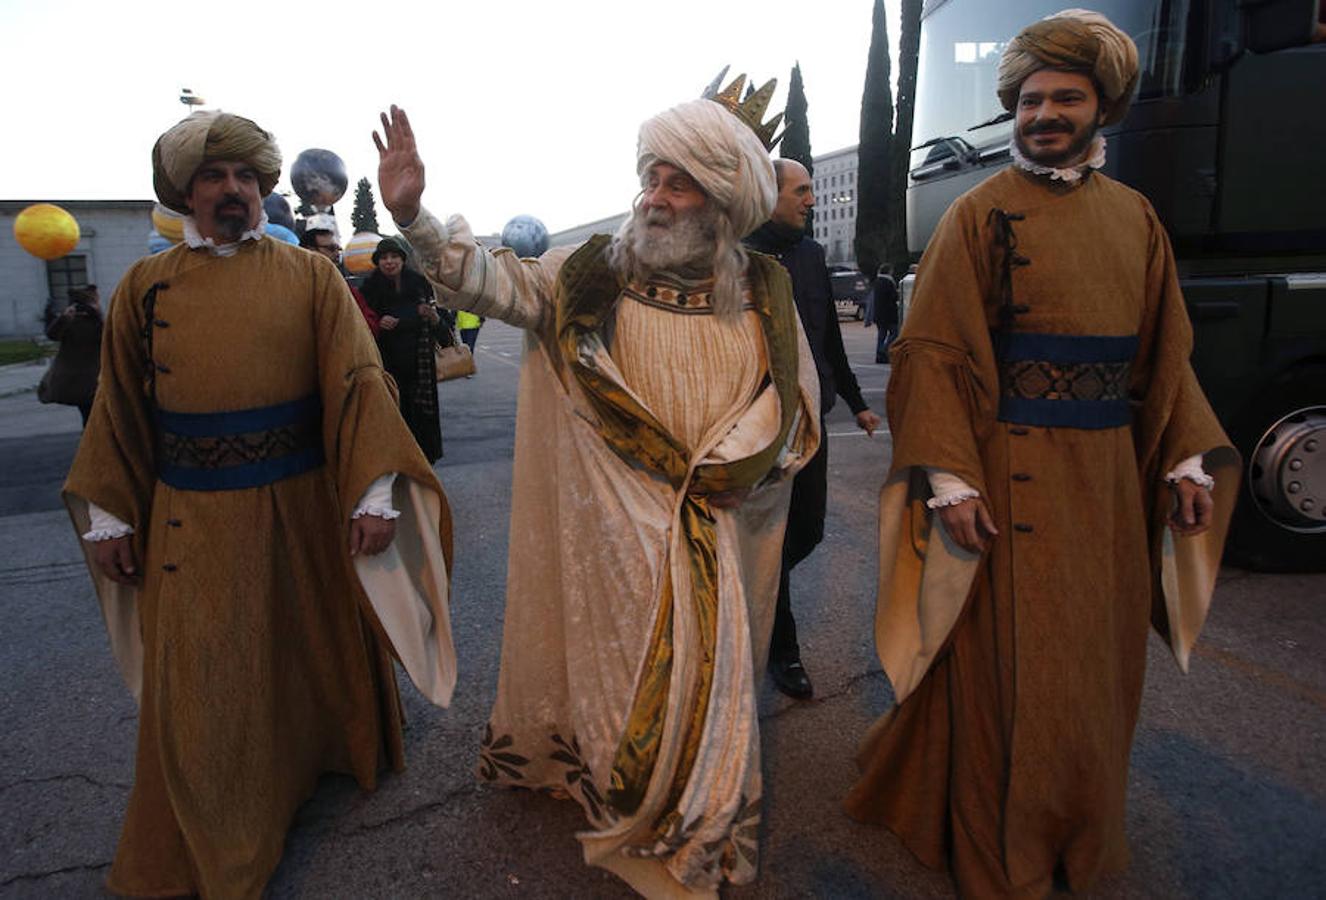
[827,429,890,437]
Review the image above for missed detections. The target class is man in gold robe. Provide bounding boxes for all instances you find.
[65,111,458,898]
[372,74,820,896]
[845,10,1240,897]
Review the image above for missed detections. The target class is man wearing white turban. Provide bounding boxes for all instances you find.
[845,9,1238,897]
[373,75,820,896]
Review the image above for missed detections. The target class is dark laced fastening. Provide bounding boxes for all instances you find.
[987,209,1031,364]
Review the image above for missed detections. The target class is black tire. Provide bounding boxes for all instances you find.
[1223,365,1326,573]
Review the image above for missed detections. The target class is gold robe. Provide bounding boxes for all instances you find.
[845,167,1238,897]
[403,211,820,897]
[64,238,457,899]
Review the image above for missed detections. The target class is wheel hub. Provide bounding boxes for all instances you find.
[1248,406,1326,533]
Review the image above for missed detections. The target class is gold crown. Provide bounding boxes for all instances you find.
[701,65,785,151]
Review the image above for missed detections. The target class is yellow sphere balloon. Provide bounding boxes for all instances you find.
[151,204,185,243]
[14,203,80,260]
[343,231,380,274]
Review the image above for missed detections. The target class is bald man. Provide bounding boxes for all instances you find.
[746,159,882,699]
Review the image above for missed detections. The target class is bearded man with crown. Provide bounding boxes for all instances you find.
[844,9,1239,897]
[373,72,820,896]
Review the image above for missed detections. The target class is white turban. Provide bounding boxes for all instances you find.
[152,111,282,213]
[636,98,776,239]
[997,8,1140,126]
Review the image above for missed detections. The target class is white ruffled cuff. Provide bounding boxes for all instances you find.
[351,473,400,520]
[925,468,981,509]
[1165,454,1214,490]
[83,502,134,542]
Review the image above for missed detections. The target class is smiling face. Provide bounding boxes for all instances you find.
[185,159,262,242]
[1013,68,1107,168]
[376,250,404,278]
[771,159,814,230]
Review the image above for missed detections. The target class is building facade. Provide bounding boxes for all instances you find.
[808,144,859,268]
[1,200,154,337]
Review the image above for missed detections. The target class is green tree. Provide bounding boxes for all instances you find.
[854,0,894,278]
[780,62,814,233]
[855,0,923,279]
[350,177,380,235]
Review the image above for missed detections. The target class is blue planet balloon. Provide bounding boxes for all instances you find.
[147,230,174,255]
[265,223,299,245]
[291,149,348,208]
[263,194,296,231]
[501,214,549,258]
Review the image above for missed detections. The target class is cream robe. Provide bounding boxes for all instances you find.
[404,209,820,897]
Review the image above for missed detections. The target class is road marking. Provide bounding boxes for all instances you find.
[827,429,890,437]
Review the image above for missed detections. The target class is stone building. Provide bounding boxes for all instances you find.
[0,200,154,337]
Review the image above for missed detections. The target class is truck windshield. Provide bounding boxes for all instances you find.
[913,0,1195,165]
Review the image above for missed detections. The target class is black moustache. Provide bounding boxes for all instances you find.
[1023,122,1074,136]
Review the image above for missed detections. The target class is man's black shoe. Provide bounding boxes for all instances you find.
[770,656,813,699]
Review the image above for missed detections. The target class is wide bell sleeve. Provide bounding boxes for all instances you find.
[873,199,1002,704]
[62,264,159,700]
[1130,205,1240,671]
[401,207,576,335]
[311,254,458,706]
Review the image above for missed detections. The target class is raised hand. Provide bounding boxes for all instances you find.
[373,105,425,226]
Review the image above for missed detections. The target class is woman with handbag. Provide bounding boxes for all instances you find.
[361,236,445,462]
[39,285,104,427]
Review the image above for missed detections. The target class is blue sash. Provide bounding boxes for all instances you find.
[996,333,1138,430]
[156,394,325,491]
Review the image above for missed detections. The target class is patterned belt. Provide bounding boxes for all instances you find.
[156,394,325,491]
[996,333,1138,430]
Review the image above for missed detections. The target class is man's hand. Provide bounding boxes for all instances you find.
[91,536,138,585]
[936,497,999,554]
[373,105,425,226]
[1169,479,1214,536]
[855,409,883,437]
[379,315,400,331]
[349,515,396,557]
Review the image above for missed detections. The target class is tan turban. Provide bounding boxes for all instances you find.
[996,8,1140,125]
[636,98,776,239]
[151,111,282,213]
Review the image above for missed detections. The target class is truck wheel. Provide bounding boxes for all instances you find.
[1224,366,1326,572]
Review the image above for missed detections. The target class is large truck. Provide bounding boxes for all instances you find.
[901,0,1326,571]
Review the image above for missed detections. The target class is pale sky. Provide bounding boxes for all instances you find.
[0,0,901,237]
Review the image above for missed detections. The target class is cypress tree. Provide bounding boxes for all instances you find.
[855,0,893,278]
[351,177,381,234]
[780,62,815,234]
[887,0,924,279]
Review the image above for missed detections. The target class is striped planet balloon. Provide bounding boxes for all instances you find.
[343,231,380,274]
[151,204,185,243]
[13,203,80,260]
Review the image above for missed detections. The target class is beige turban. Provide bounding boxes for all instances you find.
[996,9,1140,125]
[151,111,282,213]
[636,98,776,239]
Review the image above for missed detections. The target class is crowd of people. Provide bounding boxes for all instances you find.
[53,9,1242,899]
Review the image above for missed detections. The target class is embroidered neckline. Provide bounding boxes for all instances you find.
[1010,135,1106,184]
[623,275,754,315]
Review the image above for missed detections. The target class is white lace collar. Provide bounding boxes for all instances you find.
[1010,135,1106,184]
[183,210,270,257]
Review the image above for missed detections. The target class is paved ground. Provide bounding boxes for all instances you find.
[1,321,1322,898]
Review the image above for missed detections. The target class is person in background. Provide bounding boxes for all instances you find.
[40,285,103,426]
[301,227,379,334]
[866,266,899,364]
[360,236,446,462]
[456,308,482,353]
[745,158,882,700]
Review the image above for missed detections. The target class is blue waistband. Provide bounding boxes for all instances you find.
[996,332,1137,431]
[156,395,325,492]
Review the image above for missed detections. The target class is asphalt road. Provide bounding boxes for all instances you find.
[1,320,1323,898]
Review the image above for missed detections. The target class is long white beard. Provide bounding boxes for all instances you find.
[629,205,717,273]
